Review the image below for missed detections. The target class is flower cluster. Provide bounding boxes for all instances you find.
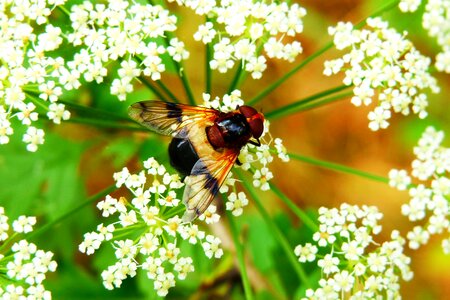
[423,0,450,73]
[399,0,450,73]
[67,0,183,101]
[0,207,57,299]
[202,90,289,215]
[389,126,450,253]
[177,0,306,79]
[324,17,439,131]
[295,204,413,299]
[0,0,70,151]
[79,159,224,297]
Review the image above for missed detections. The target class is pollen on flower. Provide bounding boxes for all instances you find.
[79,158,224,296]
[297,204,413,299]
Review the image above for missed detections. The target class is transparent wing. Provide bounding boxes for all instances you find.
[182,124,239,222]
[128,100,219,136]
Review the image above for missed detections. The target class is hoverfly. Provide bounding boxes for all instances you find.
[128,100,265,221]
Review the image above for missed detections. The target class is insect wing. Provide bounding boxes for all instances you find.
[181,123,239,221]
[182,152,238,221]
[128,100,219,136]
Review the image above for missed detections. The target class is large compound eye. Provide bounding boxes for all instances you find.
[239,105,264,138]
[249,117,264,139]
[238,105,258,118]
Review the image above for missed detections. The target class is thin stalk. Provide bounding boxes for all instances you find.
[227,211,254,300]
[177,63,196,105]
[248,43,333,106]
[134,55,179,102]
[138,75,169,102]
[289,153,389,184]
[236,170,311,288]
[227,61,244,94]
[205,20,212,94]
[58,100,131,122]
[28,185,116,240]
[155,80,180,103]
[57,5,70,17]
[265,84,350,119]
[248,0,400,106]
[269,184,318,232]
[67,116,144,131]
[148,0,197,104]
[354,0,400,29]
[286,91,351,114]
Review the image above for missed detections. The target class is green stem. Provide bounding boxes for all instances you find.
[227,211,254,300]
[205,22,212,94]
[269,184,318,232]
[175,61,196,105]
[67,116,144,131]
[236,170,311,288]
[27,185,116,240]
[227,61,244,94]
[25,92,50,111]
[145,0,196,104]
[265,85,351,120]
[155,80,180,103]
[289,153,389,184]
[248,0,399,106]
[138,75,169,102]
[248,44,333,106]
[287,91,351,114]
[58,99,131,122]
[134,55,178,103]
[56,5,70,17]
[355,0,400,28]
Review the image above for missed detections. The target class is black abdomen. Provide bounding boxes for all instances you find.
[168,138,199,177]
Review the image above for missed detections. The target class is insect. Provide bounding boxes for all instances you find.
[128,100,265,221]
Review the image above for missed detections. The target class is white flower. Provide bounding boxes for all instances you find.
[194,22,216,44]
[0,207,56,298]
[407,226,430,249]
[294,243,318,263]
[368,107,391,131]
[114,239,138,259]
[198,204,220,224]
[253,167,273,191]
[110,78,133,101]
[167,38,189,62]
[12,216,36,233]
[38,80,62,102]
[22,127,45,152]
[97,195,120,217]
[399,0,422,12]
[174,257,194,280]
[202,235,223,259]
[333,270,355,292]
[226,192,249,216]
[389,127,450,252]
[421,0,450,73]
[138,233,159,255]
[388,169,411,190]
[298,204,413,299]
[47,103,70,124]
[16,103,39,126]
[318,254,340,275]
[79,232,102,255]
[325,18,439,129]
